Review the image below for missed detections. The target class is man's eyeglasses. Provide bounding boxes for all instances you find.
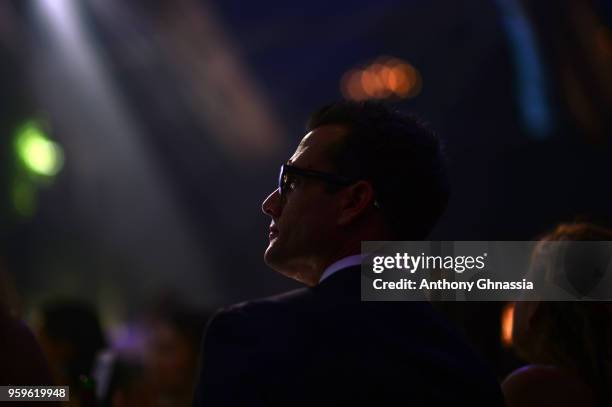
[278,164,354,196]
[277,164,381,208]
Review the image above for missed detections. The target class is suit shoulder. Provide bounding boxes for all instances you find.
[203,288,315,352]
[220,287,312,314]
[502,365,597,407]
[207,287,312,329]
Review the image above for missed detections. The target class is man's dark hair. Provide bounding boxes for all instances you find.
[307,100,449,240]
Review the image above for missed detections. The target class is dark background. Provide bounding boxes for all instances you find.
[1,0,610,376]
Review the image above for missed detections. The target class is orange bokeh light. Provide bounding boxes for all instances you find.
[361,65,391,98]
[340,57,422,101]
[341,69,368,101]
[501,302,515,347]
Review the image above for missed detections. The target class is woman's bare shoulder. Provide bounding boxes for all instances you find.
[502,365,598,407]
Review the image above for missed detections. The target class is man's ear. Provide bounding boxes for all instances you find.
[337,181,376,226]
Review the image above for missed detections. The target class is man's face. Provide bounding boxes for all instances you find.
[261,125,347,284]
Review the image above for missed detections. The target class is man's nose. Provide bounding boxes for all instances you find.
[262,188,282,217]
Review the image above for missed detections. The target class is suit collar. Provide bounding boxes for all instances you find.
[314,265,361,297]
[318,254,363,283]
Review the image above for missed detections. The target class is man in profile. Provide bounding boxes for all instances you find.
[193,101,504,406]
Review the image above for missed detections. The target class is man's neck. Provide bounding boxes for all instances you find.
[295,233,379,286]
[307,244,361,285]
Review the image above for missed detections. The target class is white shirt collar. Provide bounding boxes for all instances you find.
[318,254,363,284]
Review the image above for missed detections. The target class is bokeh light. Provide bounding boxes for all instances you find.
[501,302,515,347]
[14,121,64,177]
[340,57,422,101]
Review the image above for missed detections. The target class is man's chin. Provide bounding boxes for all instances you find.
[263,242,282,269]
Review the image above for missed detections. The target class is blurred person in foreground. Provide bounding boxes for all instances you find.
[146,299,209,407]
[0,268,58,406]
[504,222,612,406]
[93,351,155,407]
[34,300,106,406]
[193,101,504,406]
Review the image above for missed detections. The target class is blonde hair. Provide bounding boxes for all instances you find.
[513,223,612,404]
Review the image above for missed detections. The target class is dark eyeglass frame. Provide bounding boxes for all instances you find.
[278,164,355,196]
[278,164,381,208]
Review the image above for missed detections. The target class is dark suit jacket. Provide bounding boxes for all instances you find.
[193,266,504,406]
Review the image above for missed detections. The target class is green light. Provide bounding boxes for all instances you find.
[15,121,64,176]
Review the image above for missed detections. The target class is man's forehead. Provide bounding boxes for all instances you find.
[288,125,346,167]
